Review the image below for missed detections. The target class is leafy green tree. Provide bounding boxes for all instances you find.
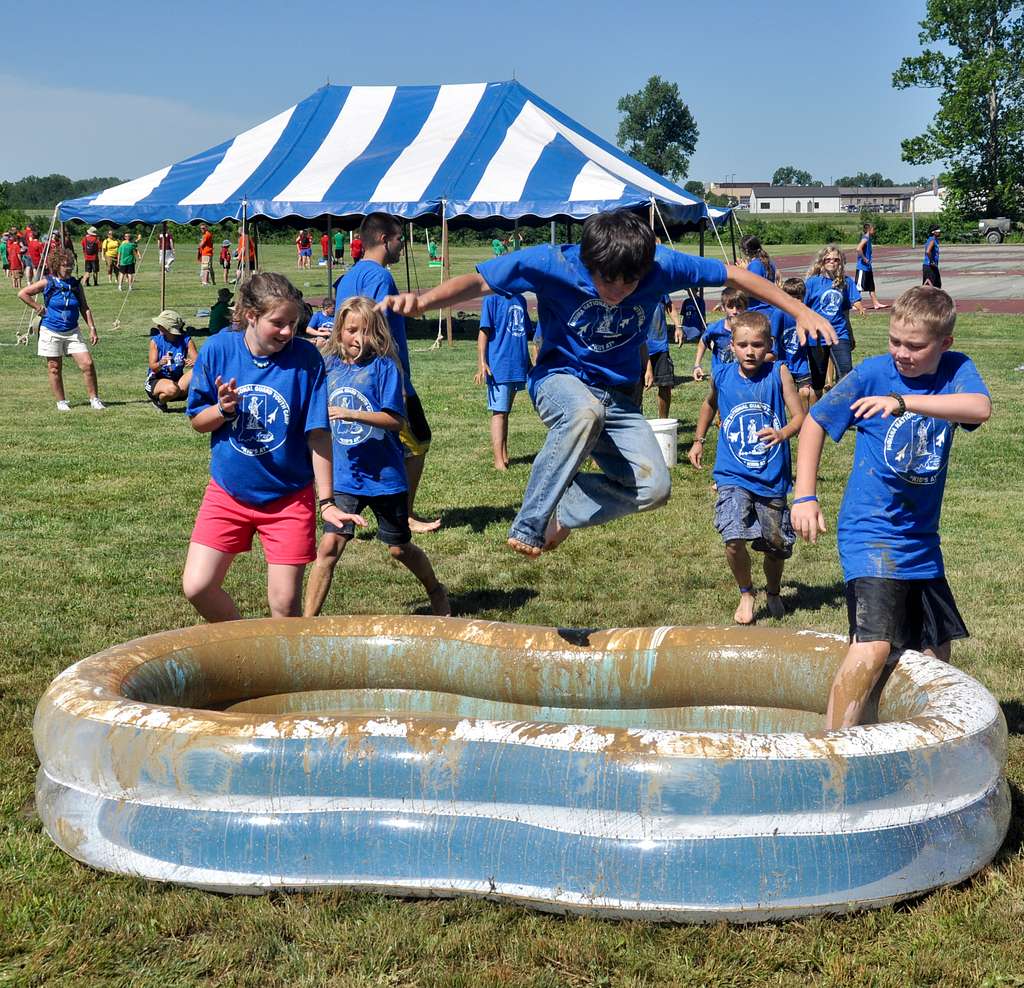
[835,172,895,187]
[893,0,1024,216]
[683,180,705,197]
[616,76,699,181]
[771,166,814,186]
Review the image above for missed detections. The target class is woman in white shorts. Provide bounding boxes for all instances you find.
[18,249,104,411]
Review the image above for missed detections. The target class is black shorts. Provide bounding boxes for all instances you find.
[323,491,410,545]
[806,345,831,392]
[648,349,675,387]
[334,248,344,260]
[84,258,99,273]
[119,263,136,274]
[855,268,875,293]
[399,391,432,454]
[846,576,968,652]
[922,265,941,288]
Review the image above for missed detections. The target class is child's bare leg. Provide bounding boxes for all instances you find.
[657,385,671,419]
[388,542,450,616]
[763,554,785,619]
[799,385,813,414]
[825,639,891,730]
[46,357,66,401]
[405,453,441,532]
[490,412,510,470]
[182,542,241,622]
[303,533,348,617]
[267,563,305,618]
[725,539,756,625]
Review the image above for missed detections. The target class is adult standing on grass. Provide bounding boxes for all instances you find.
[923,225,942,287]
[198,224,214,285]
[380,209,835,557]
[18,249,104,411]
[102,228,120,283]
[333,229,345,268]
[855,223,886,309]
[80,226,101,286]
[335,213,440,533]
[158,228,175,272]
[296,229,312,270]
[116,232,139,292]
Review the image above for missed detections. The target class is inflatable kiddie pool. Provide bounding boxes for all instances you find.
[34,617,1009,922]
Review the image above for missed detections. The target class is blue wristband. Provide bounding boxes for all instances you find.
[792,495,818,505]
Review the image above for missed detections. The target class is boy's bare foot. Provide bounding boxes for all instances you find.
[507,537,542,558]
[542,514,572,552]
[765,591,785,619]
[409,514,442,533]
[427,582,451,616]
[734,591,756,625]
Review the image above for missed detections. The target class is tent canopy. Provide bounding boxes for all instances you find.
[59,81,725,231]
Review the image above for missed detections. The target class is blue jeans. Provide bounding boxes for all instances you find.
[830,340,853,380]
[508,373,671,548]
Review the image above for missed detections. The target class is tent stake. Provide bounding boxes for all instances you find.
[160,222,167,310]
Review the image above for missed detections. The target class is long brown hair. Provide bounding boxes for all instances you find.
[741,235,776,283]
[324,295,399,367]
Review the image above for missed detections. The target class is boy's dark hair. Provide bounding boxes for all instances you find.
[579,210,656,283]
[891,286,955,339]
[729,311,772,343]
[359,212,401,246]
[863,222,875,233]
[781,277,805,299]
[720,286,749,310]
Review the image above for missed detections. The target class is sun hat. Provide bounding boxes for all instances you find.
[87,226,98,234]
[928,224,941,234]
[222,239,231,246]
[152,309,185,335]
[217,288,233,300]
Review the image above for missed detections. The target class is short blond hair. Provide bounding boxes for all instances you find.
[729,310,772,343]
[891,286,955,339]
[325,295,399,364]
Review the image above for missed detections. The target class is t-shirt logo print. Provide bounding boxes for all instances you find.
[883,414,950,485]
[721,401,782,470]
[820,289,843,319]
[569,300,646,353]
[230,384,291,457]
[329,386,376,446]
[507,305,526,338]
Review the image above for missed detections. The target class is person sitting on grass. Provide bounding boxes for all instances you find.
[146,309,198,412]
[688,311,805,624]
[379,209,835,557]
[791,286,991,730]
[693,287,749,381]
[475,291,535,471]
[306,298,335,349]
[208,287,234,334]
[303,296,449,619]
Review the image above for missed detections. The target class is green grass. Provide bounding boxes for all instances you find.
[1,245,1022,987]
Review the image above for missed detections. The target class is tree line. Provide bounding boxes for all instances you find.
[0,174,125,210]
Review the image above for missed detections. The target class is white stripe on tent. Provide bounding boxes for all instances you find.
[179,105,296,206]
[530,102,691,206]
[372,83,487,202]
[569,161,627,202]
[469,102,556,202]
[91,166,172,207]
[275,87,396,202]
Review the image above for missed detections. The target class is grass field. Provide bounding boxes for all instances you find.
[1,244,1022,986]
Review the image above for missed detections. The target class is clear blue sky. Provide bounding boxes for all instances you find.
[0,0,942,186]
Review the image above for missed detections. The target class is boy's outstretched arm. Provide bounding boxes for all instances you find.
[851,392,992,425]
[378,272,493,318]
[688,385,718,469]
[791,415,828,543]
[725,264,837,347]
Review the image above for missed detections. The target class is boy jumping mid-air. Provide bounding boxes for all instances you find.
[791,286,991,730]
[381,210,835,557]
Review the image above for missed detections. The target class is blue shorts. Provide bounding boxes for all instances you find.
[713,485,795,559]
[487,379,524,413]
[300,248,312,257]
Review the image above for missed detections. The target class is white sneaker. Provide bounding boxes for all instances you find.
[89,397,105,410]
[56,400,71,412]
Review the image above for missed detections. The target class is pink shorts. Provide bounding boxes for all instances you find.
[191,479,316,565]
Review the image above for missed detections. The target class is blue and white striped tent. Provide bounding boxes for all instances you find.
[58,81,721,230]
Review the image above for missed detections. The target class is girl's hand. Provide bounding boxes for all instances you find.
[184,356,196,367]
[851,395,901,420]
[329,405,359,422]
[688,443,703,469]
[692,365,705,381]
[215,375,240,414]
[757,426,785,448]
[792,501,827,544]
[88,327,99,346]
[322,505,367,529]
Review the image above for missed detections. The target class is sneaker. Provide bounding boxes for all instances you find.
[89,397,106,410]
[56,400,71,412]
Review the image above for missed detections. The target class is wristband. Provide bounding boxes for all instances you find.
[694,437,705,444]
[888,392,907,416]
[217,401,237,420]
[318,497,335,510]
[792,495,818,505]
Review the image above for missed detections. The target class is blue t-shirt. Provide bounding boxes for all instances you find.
[701,318,735,375]
[480,293,535,384]
[924,236,940,267]
[711,361,792,498]
[646,296,671,355]
[810,352,988,580]
[307,311,333,335]
[150,333,191,380]
[856,235,873,272]
[324,354,407,497]
[186,332,329,506]
[41,275,82,333]
[334,259,415,396]
[478,244,726,398]
[745,258,776,312]
[803,274,860,344]
[768,307,810,380]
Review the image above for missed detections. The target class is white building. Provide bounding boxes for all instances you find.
[750,186,843,214]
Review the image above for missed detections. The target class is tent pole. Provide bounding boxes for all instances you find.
[252,220,260,272]
[326,215,333,298]
[550,220,555,245]
[699,222,705,258]
[649,200,655,230]
[160,222,167,310]
[441,208,452,347]
[239,202,248,288]
[728,211,737,263]
[405,222,413,292]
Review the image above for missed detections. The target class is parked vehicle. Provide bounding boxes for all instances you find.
[977,217,1012,244]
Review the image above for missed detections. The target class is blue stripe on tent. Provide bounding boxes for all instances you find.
[121,138,234,213]
[519,135,593,208]
[321,86,440,206]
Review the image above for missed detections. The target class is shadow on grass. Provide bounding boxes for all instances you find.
[995,778,1024,862]
[1000,698,1024,735]
[507,454,536,467]
[426,586,538,618]
[441,504,519,532]
[785,580,846,613]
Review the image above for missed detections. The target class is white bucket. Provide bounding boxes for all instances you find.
[648,418,679,468]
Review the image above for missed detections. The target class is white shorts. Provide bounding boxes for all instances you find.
[38,326,89,358]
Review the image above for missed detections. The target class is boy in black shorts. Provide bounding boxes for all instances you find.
[639,294,680,417]
[791,286,991,729]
